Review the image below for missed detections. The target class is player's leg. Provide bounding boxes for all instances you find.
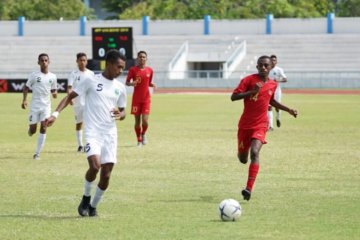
[140,101,151,145]
[237,128,250,164]
[134,115,142,146]
[78,154,101,216]
[141,114,149,145]
[275,87,282,127]
[33,110,48,160]
[89,134,117,216]
[267,105,274,131]
[131,103,142,145]
[28,110,38,136]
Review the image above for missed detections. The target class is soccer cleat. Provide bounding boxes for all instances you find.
[78,195,91,216]
[77,146,84,152]
[268,127,274,132]
[241,189,251,201]
[276,119,281,128]
[137,142,142,147]
[141,134,148,145]
[28,129,33,137]
[33,154,40,160]
[88,205,98,217]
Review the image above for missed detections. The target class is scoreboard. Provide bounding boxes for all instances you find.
[92,27,133,60]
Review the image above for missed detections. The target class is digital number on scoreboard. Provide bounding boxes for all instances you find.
[92,27,133,60]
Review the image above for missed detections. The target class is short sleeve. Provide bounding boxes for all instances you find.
[68,71,76,87]
[51,74,57,90]
[117,84,127,109]
[73,76,90,97]
[126,68,133,83]
[25,73,34,88]
[233,77,250,94]
[279,68,287,79]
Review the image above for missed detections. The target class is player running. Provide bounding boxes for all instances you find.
[231,55,297,201]
[46,50,127,217]
[67,52,94,152]
[21,53,57,160]
[267,55,288,130]
[126,51,155,146]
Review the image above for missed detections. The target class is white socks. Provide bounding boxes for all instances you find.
[276,110,281,120]
[35,133,46,154]
[91,186,105,208]
[84,180,94,197]
[84,180,105,208]
[76,130,83,146]
[267,111,273,129]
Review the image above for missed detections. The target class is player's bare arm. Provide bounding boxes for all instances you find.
[125,80,137,87]
[51,89,58,99]
[231,82,262,101]
[149,82,156,88]
[46,91,79,127]
[21,86,29,109]
[270,99,298,118]
[67,86,74,105]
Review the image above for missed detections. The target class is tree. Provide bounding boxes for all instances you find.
[0,0,95,20]
[336,0,360,17]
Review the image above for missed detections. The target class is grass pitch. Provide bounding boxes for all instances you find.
[0,92,359,240]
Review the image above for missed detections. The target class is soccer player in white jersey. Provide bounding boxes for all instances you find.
[267,55,287,130]
[21,53,57,160]
[67,52,94,152]
[46,50,127,217]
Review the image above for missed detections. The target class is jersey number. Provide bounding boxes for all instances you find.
[96,84,103,91]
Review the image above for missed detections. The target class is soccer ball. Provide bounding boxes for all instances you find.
[218,199,242,221]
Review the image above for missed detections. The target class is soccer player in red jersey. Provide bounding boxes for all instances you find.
[126,51,155,146]
[231,55,298,201]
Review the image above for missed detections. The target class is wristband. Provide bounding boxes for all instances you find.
[51,111,59,118]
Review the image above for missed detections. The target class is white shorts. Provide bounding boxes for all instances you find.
[84,134,118,164]
[275,85,282,103]
[73,106,84,124]
[29,107,50,124]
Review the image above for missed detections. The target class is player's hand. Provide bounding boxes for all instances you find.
[110,109,126,121]
[253,82,263,93]
[45,116,56,127]
[21,101,27,109]
[150,83,156,89]
[289,109,298,118]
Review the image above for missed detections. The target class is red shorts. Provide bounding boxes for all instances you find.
[237,128,267,153]
[131,102,151,115]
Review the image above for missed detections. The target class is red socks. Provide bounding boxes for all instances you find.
[246,163,259,191]
[141,124,148,135]
[135,127,142,142]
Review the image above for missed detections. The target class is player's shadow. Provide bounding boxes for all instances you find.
[0,214,81,220]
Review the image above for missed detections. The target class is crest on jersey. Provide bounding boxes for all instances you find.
[115,89,120,95]
[146,74,150,77]
[268,90,273,95]
[36,77,41,82]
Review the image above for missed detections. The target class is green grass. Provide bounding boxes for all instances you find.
[0,92,359,240]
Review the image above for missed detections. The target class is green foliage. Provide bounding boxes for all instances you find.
[0,0,95,20]
[101,0,339,19]
[336,0,360,17]
[0,93,359,239]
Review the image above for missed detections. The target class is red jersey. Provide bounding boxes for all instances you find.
[126,66,153,103]
[233,74,277,129]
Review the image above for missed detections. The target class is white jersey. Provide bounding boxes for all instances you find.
[269,66,287,87]
[73,73,127,138]
[67,68,94,107]
[26,70,57,111]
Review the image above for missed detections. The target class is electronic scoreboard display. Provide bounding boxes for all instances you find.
[92,27,133,60]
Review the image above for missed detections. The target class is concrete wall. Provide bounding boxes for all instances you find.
[1,17,360,37]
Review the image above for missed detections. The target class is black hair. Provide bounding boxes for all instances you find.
[270,54,277,59]
[258,55,271,63]
[105,49,126,64]
[76,52,87,59]
[38,53,49,60]
[137,50,147,57]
